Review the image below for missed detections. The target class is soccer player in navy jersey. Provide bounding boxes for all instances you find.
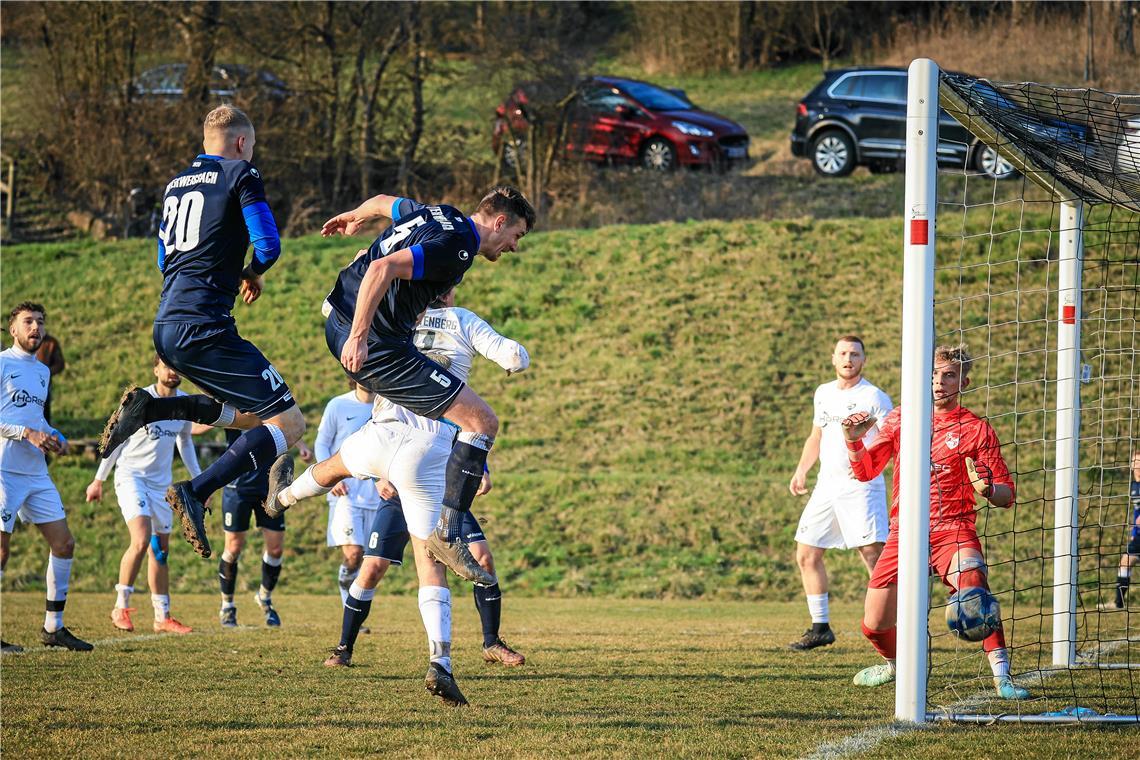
[99,105,305,560]
[270,186,534,586]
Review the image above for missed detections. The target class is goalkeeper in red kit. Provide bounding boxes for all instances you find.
[841,344,1030,700]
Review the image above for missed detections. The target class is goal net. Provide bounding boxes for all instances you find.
[897,59,1139,724]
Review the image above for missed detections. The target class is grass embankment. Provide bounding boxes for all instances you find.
[9,200,1127,603]
[5,217,908,600]
[2,594,1136,758]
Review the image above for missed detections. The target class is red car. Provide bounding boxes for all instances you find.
[493,76,750,171]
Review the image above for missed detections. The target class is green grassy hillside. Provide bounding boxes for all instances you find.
[10,202,1130,602]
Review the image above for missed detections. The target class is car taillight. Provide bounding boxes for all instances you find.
[796,102,808,118]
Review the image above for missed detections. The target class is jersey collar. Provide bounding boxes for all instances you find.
[466,217,481,250]
[197,153,225,161]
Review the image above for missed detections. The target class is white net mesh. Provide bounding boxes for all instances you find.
[923,74,1139,721]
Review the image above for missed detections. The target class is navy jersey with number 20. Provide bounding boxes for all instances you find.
[325,198,481,341]
[156,154,279,324]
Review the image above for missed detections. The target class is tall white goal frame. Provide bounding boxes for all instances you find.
[898,58,1138,725]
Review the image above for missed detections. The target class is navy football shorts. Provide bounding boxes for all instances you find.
[222,486,285,533]
[324,313,463,420]
[363,497,485,565]
[154,320,296,419]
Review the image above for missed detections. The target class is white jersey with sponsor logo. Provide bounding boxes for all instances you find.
[315,391,380,510]
[0,346,54,476]
[95,385,200,487]
[812,377,893,489]
[414,306,529,385]
[371,305,530,433]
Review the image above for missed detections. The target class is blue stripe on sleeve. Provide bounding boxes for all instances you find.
[242,201,281,275]
[410,244,425,280]
[157,237,166,270]
[391,197,407,221]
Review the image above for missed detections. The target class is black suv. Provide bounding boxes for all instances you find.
[790,66,1013,179]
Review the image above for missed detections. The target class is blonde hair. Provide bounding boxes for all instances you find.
[934,342,973,376]
[203,105,253,139]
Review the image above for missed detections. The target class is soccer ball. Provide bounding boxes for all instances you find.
[946,586,1002,642]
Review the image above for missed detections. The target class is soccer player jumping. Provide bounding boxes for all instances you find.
[842,344,1030,700]
[309,186,534,584]
[99,105,305,559]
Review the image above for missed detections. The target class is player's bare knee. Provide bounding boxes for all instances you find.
[796,543,823,569]
[359,558,388,587]
[268,406,306,446]
[343,547,364,570]
[53,534,76,559]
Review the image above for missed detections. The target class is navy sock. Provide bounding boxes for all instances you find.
[261,559,282,593]
[218,558,237,597]
[473,583,502,648]
[439,442,488,540]
[340,596,372,652]
[190,426,278,502]
[147,394,225,425]
[1116,576,1130,608]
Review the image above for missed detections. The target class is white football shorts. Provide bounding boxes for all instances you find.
[326,501,378,547]
[114,472,174,534]
[795,481,889,550]
[337,419,452,540]
[0,472,66,533]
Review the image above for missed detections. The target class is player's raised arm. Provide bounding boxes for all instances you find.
[966,426,1015,508]
[341,248,416,372]
[842,412,892,481]
[321,194,404,237]
[465,310,530,374]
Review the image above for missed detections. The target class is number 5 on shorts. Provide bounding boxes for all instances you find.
[430,370,451,388]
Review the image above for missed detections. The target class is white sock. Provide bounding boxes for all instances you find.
[44,554,72,632]
[221,599,235,610]
[115,583,134,609]
[886,659,897,675]
[348,581,376,603]
[152,594,170,621]
[988,648,1010,679]
[418,585,452,672]
[263,551,282,567]
[338,564,359,605]
[457,430,494,450]
[280,466,331,506]
[212,404,237,427]
[806,593,829,624]
[265,424,288,457]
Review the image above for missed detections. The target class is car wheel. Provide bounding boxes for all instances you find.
[641,137,677,171]
[810,130,855,177]
[975,144,1017,180]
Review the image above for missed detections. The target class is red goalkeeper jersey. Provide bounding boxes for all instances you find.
[854,405,1015,531]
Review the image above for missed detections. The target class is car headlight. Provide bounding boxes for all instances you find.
[672,121,714,137]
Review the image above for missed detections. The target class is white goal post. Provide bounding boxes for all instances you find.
[898,58,1139,725]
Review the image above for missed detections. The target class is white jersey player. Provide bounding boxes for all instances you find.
[1,302,92,652]
[314,381,380,603]
[86,358,201,635]
[787,335,892,651]
[268,286,530,703]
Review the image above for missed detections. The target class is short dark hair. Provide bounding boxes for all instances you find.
[153,353,163,367]
[475,185,536,232]
[8,301,45,327]
[836,335,865,352]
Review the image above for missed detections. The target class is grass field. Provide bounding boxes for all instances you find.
[2,593,1136,759]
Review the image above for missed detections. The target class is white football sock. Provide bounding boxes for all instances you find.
[44,554,72,632]
[338,564,359,606]
[115,583,134,609]
[280,466,331,506]
[348,581,376,603]
[988,647,1010,679]
[806,593,829,624]
[418,585,452,672]
[152,594,170,621]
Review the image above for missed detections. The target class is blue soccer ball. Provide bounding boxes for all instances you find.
[946,586,1002,642]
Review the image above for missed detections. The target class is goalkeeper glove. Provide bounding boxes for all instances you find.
[965,457,994,499]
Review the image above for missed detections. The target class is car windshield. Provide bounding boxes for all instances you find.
[619,81,692,111]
